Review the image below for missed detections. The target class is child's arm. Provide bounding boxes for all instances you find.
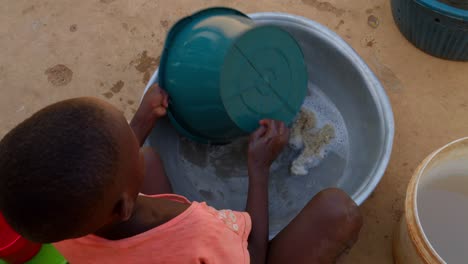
[130,84,169,146]
[246,120,289,264]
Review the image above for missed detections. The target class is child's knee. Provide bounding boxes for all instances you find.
[320,188,362,221]
[311,188,363,236]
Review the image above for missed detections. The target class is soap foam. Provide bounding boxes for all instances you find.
[179,82,349,179]
[295,82,349,166]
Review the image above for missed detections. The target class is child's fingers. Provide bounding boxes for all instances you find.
[265,120,278,139]
[162,93,169,108]
[150,83,160,92]
[155,88,169,108]
[259,119,269,126]
[279,124,290,144]
[260,119,275,129]
[159,88,168,96]
[251,124,267,140]
[277,121,285,134]
[154,107,167,117]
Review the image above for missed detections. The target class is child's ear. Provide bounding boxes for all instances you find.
[114,193,135,221]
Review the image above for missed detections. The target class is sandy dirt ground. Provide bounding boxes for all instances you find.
[1,0,467,263]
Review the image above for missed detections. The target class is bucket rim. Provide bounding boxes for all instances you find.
[405,137,468,263]
[416,0,468,21]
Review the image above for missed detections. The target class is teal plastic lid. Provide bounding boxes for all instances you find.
[220,25,308,132]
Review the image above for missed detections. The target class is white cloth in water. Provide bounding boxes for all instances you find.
[289,108,335,175]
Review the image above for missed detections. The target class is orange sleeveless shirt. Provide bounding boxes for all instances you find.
[54,194,251,264]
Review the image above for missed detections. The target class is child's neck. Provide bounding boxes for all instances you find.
[95,195,189,240]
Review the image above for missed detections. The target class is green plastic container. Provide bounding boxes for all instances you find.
[159,7,307,143]
[1,244,66,264]
[26,245,67,264]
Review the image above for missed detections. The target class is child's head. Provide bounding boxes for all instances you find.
[0,98,145,243]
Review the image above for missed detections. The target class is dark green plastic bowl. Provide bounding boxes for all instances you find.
[159,7,308,143]
[392,0,468,60]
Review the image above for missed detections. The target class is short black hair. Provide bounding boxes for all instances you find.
[0,98,119,243]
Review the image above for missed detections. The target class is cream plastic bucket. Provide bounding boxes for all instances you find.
[394,137,468,263]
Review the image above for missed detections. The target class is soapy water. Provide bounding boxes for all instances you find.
[177,81,350,186]
[289,83,349,175]
[303,83,349,161]
[169,82,350,237]
[178,83,348,171]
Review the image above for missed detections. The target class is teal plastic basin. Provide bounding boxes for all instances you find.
[159,7,308,143]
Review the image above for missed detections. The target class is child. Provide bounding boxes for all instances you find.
[0,84,362,264]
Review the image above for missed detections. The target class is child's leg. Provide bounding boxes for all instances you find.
[267,188,363,264]
[140,147,173,195]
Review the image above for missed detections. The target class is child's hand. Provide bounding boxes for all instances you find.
[248,120,289,172]
[140,84,169,120]
[130,84,169,146]
[246,120,289,260]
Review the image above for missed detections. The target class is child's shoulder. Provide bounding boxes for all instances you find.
[55,195,252,264]
[141,193,191,204]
